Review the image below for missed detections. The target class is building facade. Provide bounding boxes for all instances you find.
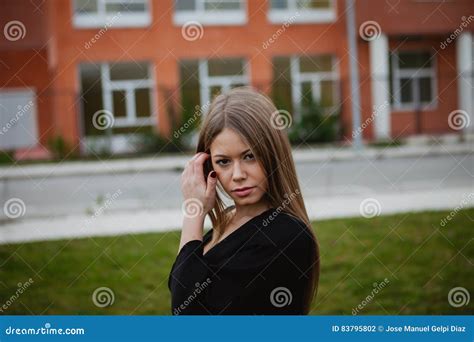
[0,0,472,159]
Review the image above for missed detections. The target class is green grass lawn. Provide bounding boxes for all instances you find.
[0,209,473,315]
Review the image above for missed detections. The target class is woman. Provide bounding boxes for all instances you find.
[168,87,320,315]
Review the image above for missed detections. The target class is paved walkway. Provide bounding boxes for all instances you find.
[1,186,472,245]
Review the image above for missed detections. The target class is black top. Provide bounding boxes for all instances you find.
[168,208,317,315]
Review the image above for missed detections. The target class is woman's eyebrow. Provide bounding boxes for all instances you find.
[213,149,251,158]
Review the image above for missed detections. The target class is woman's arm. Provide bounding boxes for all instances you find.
[178,215,205,252]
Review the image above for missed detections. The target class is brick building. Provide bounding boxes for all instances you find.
[0,0,472,159]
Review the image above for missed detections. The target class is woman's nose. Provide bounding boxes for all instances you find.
[232,161,246,181]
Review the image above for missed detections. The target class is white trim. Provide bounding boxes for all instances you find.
[267,0,336,24]
[391,50,437,111]
[290,55,340,120]
[198,58,250,107]
[369,33,391,140]
[174,0,247,26]
[456,32,473,132]
[72,0,151,29]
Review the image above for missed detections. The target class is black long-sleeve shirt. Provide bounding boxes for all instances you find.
[168,207,317,315]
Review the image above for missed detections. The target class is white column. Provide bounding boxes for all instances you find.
[456,31,473,133]
[369,33,391,140]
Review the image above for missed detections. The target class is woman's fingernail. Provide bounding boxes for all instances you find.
[210,171,216,178]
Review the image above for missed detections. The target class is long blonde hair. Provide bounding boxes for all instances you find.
[196,86,319,313]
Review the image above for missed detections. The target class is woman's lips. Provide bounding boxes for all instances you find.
[233,186,255,197]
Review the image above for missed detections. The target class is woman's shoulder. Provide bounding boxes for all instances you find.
[258,209,315,249]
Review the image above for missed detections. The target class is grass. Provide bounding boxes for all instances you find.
[0,209,473,315]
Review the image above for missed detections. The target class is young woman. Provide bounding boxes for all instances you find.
[168,87,320,315]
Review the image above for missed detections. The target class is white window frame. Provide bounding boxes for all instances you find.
[391,50,437,111]
[198,59,250,107]
[72,0,151,29]
[268,0,336,24]
[174,0,247,26]
[289,55,340,119]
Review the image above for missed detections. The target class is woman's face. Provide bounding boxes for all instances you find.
[210,128,268,206]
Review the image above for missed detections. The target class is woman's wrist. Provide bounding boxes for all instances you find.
[178,215,206,252]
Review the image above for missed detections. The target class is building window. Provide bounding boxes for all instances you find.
[79,62,155,138]
[174,0,247,26]
[73,0,151,28]
[273,55,339,118]
[268,0,336,24]
[180,58,249,111]
[390,51,436,110]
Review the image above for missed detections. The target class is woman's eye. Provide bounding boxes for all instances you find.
[216,159,230,166]
[244,153,255,160]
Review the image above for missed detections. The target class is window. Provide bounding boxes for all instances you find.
[390,51,436,110]
[268,0,335,24]
[174,0,247,26]
[79,62,155,137]
[273,55,339,118]
[179,57,249,114]
[73,0,151,28]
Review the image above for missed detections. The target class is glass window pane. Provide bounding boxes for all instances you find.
[400,78,413,104]
[419,77,432,103]
[113,126,153,134]
[320,80,335,107]
[204,0,241,10]
[210,86,222,99]
[80,64,105,136]
[74,0,98,13]
[208,58,244,77]
[270,0,288,9]
[398,51,432,69]
[112,90,127,118]
[299,55,333,73]
[179,60,201,117]
[135,88,151,117]
[110,62,149,81]
[175,0,196,10]
[272,57,292,112]
[301,81,313,107]
[105,1,146,13]
[296,0,331,9]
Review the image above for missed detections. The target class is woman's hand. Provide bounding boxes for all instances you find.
[181,152,217,218]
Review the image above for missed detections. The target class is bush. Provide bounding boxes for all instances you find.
[288,98,339,145]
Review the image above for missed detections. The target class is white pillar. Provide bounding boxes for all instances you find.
[456,32,473,133]
[369,33,391,140]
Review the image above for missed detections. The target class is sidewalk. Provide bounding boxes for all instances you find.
[1,140,473,180]
[1,186,473,245]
